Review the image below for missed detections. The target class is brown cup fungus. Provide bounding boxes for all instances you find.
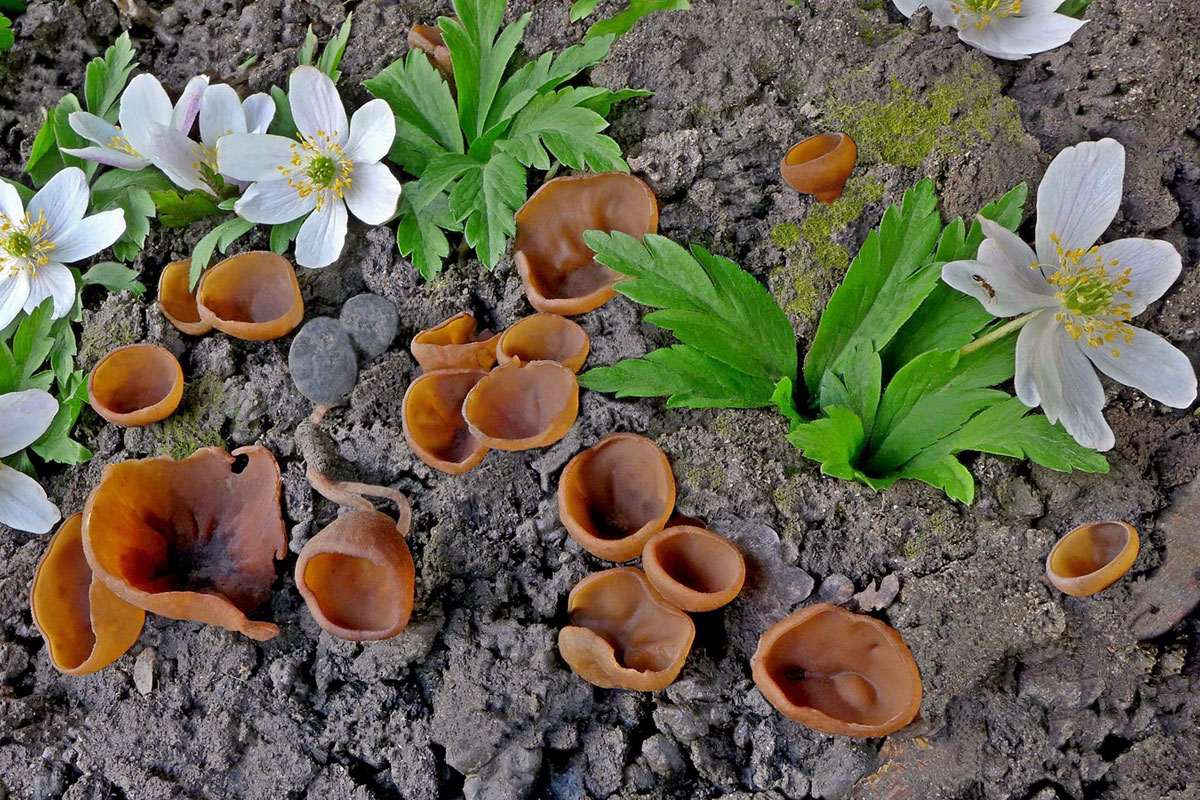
[88,343,184,427]
[195,251,304,341]
[780,132,857,203]
[82,446,287,641]
[402,369,490,474]
[642,525,746,612]
[558,567,695,691]
[496,313,590,373]
[1046,521,1139,597]
[31,515,145,675]
[751,604,922,737]
[515,173,658,315]
[158,259,211,335]
[411,312,500,372]
[409,24,453,79]
[558,433,675,562]
[462,360,579,451]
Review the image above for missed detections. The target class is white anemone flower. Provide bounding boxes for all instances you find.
[147,83,276,194]
[216,65,401,269]
[943,139,1197,451]
[894,0,1086,60]
[0,389,61,534]
[63,74,209,170]
[0,167,126,329]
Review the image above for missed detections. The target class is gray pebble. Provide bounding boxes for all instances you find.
[288,317,359,405]
[339,293,399,360]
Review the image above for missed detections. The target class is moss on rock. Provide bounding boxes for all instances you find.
[153,372,227,460]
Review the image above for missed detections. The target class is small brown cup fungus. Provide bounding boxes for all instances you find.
[158,259,212,335]
[81,446,287,641]
[31,515,146,676]
[1046,521,1139,597]
[402,368,490,474]
[642,525,746,612]
[558,567,695,691]
[462,360,579,451]
[751,603,922,737]
[88,343,184,427]
[515,173,658,315]
[558,433,675,562]
[409,24,453,79]
[780,133,857,203]
[411,312,500,372]
[195,251,304,341]
[496,313,590,373]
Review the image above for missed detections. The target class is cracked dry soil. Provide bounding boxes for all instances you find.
[2,1,1200,798]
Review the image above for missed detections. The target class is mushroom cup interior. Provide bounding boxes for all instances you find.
[563,436,673,542]
[568,569,693,673]
[650,528,742,594]
[90,345,179,414]
[198,252,299,326]
[403,369,488,467]
[303,552,406,633]
[1050,521,1131,578]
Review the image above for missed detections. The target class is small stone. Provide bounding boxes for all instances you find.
[133,647,155,696]
[853,573,901,611]
[288,317,359,405]
[642,734,685,776]
[339,293,399,360]
[817,573,854,604]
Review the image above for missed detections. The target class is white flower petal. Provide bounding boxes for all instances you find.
[216,133,296,182]
[67,111,123,148]
[22,263,77,320]
[0,463,60,534]
[295,199,348,269]
[1097,238,1182,316]
[243,93,276,135]
[958,13,1084,59]
[200,83,248,147]
[1014,310,1052,408]
[0,180,24,222]
[289,65,348,144]
[1084,326,1197,409]
[892,0,925,17]
[1026,316,1113,450]
[344,99,396,164]
[942,225,1055,317]
[172,75,210,134]
[0,389,58,456]
[344,162,402,225]
[53,209,126,263]
[234,179,316,225]
[1035,138,1124,267]
[1021,0,1067,13]
[146,123,209,193]
[0,271,31,330]
[27,167,88,241]
[926,0,958,27]
[58,146,150,171]
[119,74,174,154]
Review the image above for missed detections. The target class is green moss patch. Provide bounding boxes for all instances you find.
[153,372,227,460]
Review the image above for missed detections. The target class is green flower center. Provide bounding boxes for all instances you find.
[1045,233,1137,354]
[952,0,1023,26]
[307,155,338,188]
[5,231,33,258]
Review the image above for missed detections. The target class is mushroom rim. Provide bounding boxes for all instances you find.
[194,250,304,340]
[1045,520,1139,594]
[641,524,746,610]
[87,343,185,427]
[400,368,491,473]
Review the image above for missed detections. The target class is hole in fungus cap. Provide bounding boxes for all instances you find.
[780,132,857,204]
[462,359,579,452]
[751,603,922,737]
[496,313,590,373]
[88,343,184,427]
[642,525,746,612]
[410,312,500,373]
[402,368,490,474]
[515,173,658,315]
[195,251,304,341]
[1046,521,1139,597]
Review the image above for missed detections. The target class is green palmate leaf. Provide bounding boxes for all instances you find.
[364,49,464,174]
[1056,0,1092,18]
[297,26,318,66]
[396,183,461,280]
[270,217,303,254]
[84,32,137,121]
[577,87,652,117]
[452,152,525,268]
[803,179,942,403]
[91,167,174,197]
[50,94,91,177]
[82,261,146,295]
[0,14,13,52]
[23,112,65,186]
[579,344,779,408]
[570,0,598,22]
[485,34,614,129]
[787,406,866,483]
[316,14,354,82]
[499,87,628,172]
[106,188,156,262]
[440,1,531,142]
[151,189,222,227]
[191,217,255,288]
[585,0,690,40]
[818,343,881,438]
[268,85,298,138]
[0,342,18,393]
[12,299,55,385]
[31,370,91,466]
[48,318,75,385]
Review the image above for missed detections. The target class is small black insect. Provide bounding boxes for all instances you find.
[972,274,996,300]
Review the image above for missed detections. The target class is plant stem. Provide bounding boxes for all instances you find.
[960,311,1039,356]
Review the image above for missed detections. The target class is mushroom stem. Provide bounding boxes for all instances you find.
[306,466,412,538]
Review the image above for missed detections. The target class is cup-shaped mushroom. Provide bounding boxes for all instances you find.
[751,603,922,737]
[462,360,579,451]
[88,344,184,427]
[30,515,145,676]
[642,525,746,612]
[81,446,287,641]
[558,433,675,562]
[1046,521,1139,597]
[402,368,490,474]
[409,24,453,79]
[780,133,857,203]
[558,567,695,691]
[411,312,500,372]
[496,313,590,373]
[295,510,416,641]
[158,259,212,335]
[515,173,658,315]
[195,251,304,341]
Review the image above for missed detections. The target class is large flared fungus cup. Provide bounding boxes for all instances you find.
[88,343,184,427]
[642,525,746,612]
[158,259,212,335]
[402,368,490,474]
[30,515,145,676]
[558,567,695,691]
[195,251,304,341]
[515,173,658,316]
[1046,521,1139,597]
[496,313,590,373]
[558,433,676,562]
[780,133,857,203]
[462,360,579,451]
[409,24,453,79]
[81,446,287,641]
[295,510,415,641]
[410,312,500,373]
[751,604,922,737]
